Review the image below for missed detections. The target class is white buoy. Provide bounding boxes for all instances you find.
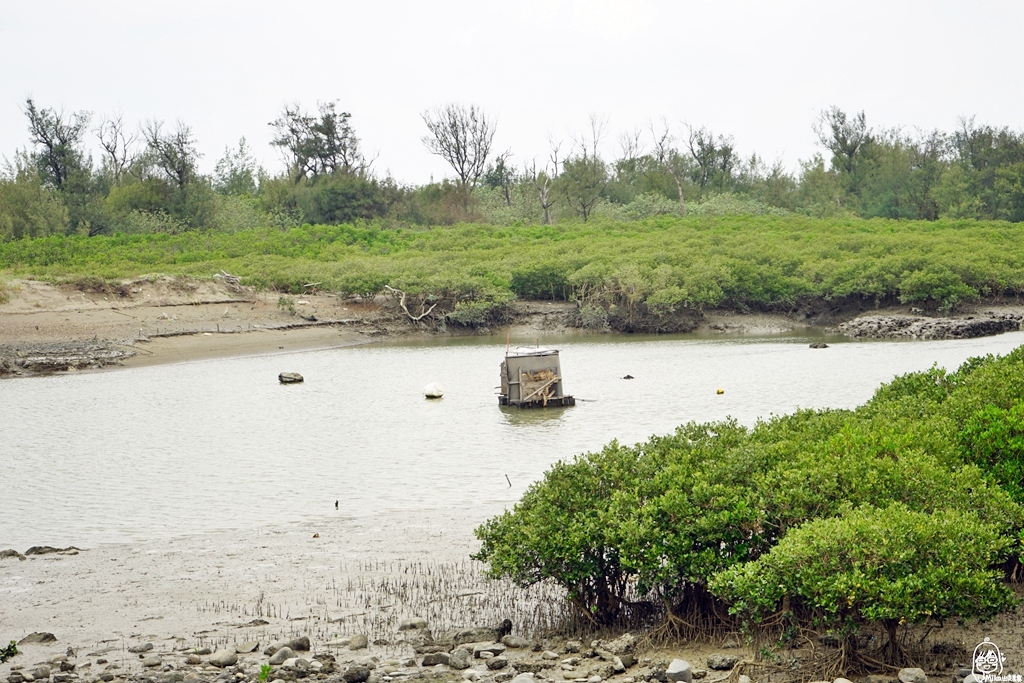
[423,382,444,399]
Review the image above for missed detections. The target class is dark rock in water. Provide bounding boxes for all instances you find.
[809,342,829,349]
[0,549,26,561]
[18,633,56,645]
[279,372,304,384]
[622,375,634,380]
[833,314,1022,340]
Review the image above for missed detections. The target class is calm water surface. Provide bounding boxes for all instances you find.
[4,330,1024,549]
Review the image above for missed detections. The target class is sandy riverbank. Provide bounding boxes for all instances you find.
[4,277,1024,377]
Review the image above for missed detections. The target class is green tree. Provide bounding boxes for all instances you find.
[214,138,259,196]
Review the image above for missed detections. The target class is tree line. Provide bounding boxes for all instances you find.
[2,98,1024,241]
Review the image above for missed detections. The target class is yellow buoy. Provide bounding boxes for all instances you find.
[716,388,724,394]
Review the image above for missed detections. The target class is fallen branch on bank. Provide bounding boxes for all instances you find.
[384,285,439,322]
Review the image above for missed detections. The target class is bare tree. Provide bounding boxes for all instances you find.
[421,103,496,203]
[95,112,137,181]
[650,119,688,215]
[143,120,201,188]
[526,138,562,225]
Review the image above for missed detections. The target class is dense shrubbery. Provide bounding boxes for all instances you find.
[473,347,1024,661]
[3,217,1024,320]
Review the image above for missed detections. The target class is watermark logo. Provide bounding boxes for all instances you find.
[973,637,1019,683]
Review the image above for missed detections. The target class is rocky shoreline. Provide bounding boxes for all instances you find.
[831,312,1023,340]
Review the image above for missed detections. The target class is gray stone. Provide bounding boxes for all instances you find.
[494,674,514,683]
[366,676,380,683]
[142,656,161,668]
[269,648,295,666]
[604,634,636,656]
[705,655,739,671]
[342,666,371,683]
[264,641,290,656]
[739,677,751,683]
[7,672,26,683]
[620,655,636,669]
[542,651,560,660]
[326,638,351,648]
[474,643,506,658]
[511,675,535,683]
[279,372,303,384]
[399,618,429,631]
[452,627,499,646]
[129,643,154,654]
[51,676,71,683]
[186,655,202,665]
[348,635,368,651]
[666,659,692,683]
[289,637,310,652]
[30,667,50,681]
[449,648,473,670]
[588,677,602,683]
[421,653,449,667]
[462,671,482,682]
[209,651,238,668]
[613,658,626,673]
[899,669,927,683]
[194,648,212,656]
[487,656,508,670]
[501,636,532,649]
[235,642,259,654]
[18,633,56,646]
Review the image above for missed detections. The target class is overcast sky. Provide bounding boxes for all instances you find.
[2,0,1022,184]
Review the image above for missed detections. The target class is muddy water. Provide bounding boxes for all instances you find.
[5,330,1024,550]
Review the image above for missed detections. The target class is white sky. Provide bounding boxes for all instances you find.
[2,0,1023,185]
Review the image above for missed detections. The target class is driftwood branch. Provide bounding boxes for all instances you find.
[384,285,438,322]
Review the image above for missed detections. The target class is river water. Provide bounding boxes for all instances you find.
[4,330,1024,551]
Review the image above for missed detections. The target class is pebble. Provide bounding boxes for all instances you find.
[235,642,259,654]
[186,655,202,665]
[462,672,482,682]
[501,636,532,649]
[142,656,161,668]
[128,643,154,654]
[349,635,369,651]
[542,652,560,660]
[420,653,449,667]
[486,656,508,670]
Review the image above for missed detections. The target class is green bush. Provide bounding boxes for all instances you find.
[709,505,1017,657]
[475,349,1024,631]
